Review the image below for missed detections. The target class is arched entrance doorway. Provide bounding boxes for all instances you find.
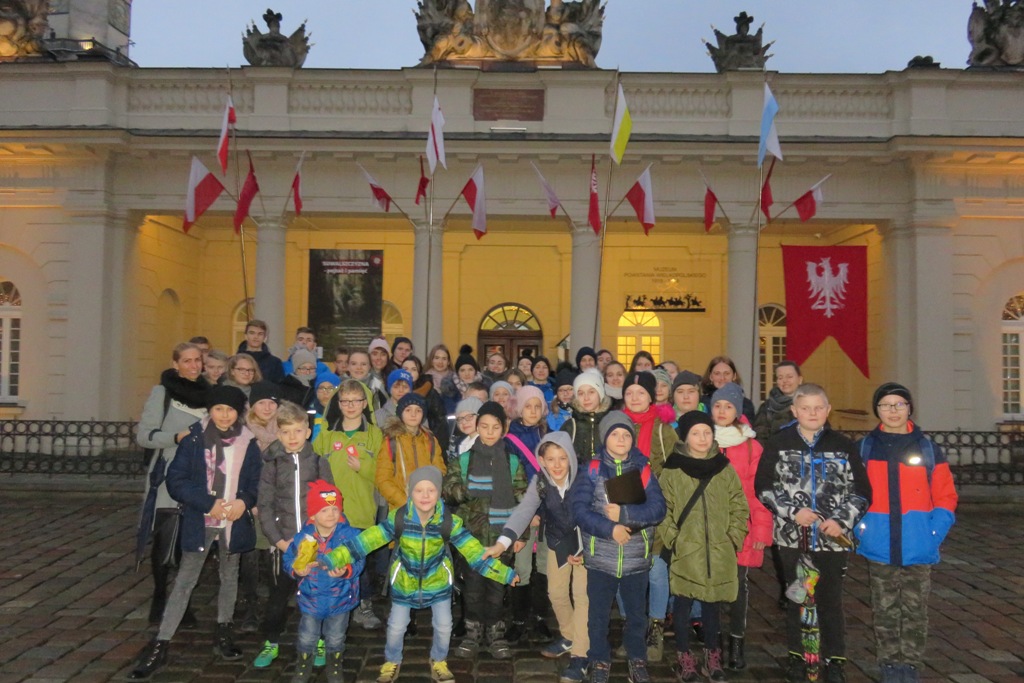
[478,303,543,365]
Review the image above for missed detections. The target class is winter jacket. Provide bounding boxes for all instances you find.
[658,445,748,603]
[547,403,572,432]
[854,423,958,566]
[277,374,317,414]
[374,420,446,510]
[528,379,556,405]
[284,519,363,619]
[755,425,871,552]
[257,440,334,547]
[137,373,209,510]
[560,397,613,465]
[237,341,285,384]
[313,416,383,531]
[166,419,262,553]
[716,424,774,567]
[570,446,666,578]
[321,500,515,608]
[439,375,463,416]
[414,378,451,453]
[442,437,528,546]
[752,387,797,442]
[507,419,546,482]
[497,432,580,558]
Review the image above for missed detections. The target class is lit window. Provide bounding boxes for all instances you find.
[480,303,541,332]
[617,311,662,364]
[758,304,787,403]
[0,280,23,401]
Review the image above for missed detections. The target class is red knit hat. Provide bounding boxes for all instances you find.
[307,480,342,518]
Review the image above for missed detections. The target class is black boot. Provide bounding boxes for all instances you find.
[325,651,344,683]
[147,595,165,625]
[148,550,169,624]
[292,652,314,682]
[452,619,483,658]
[213,622,243,660]
[505,585,531,643]
[529,574,554,644]
[127,639,169,680]
[727,634,746,670]
[487,621,513,660]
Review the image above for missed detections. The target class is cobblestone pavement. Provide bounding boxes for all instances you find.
[0,490,1021,683]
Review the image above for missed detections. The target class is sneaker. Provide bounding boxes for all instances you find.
[674,651,699,683]
[252,641,279,668]
[541,637,573,659]
[701,648,726,682]
[353,599,383,630]
[376,661,401,683]
[590,660,612,683]
[824,658,847,683]
[430,659,454,682]
[785,653,807,683]
[560,656,588,683]
[627,658,651,683]
[315,639,326,667]
[645,619,665,662]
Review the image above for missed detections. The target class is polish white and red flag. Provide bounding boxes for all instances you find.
[415,155,430,205]
[760,157,776,222]
[232,152,260,234]
[290,152,305,216]
[701,170,720,232]
[217,95,236,175]
[795,175,831,222]
[358,164,393,212]
[530,162,561,218]
[426,96,446,174]
[460,164,487,239]
[183,156,225,233]
[588,155,601,235]
[625,164,655,235]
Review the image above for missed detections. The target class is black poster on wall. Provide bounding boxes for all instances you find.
[307,249,384,352]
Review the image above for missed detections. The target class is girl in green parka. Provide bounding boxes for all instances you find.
[658,411,748,683]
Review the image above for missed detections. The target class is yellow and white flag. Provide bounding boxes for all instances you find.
[610,83,632,164]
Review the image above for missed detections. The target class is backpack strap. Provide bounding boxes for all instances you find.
[389,506,407,570]
[440,507,453,544]
[640,463,652,489]
[588,459,600,479]
[505,433,539,473]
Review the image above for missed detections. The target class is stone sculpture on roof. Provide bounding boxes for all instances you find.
[968,0,1024,66]
[0,0,48,59]
[705,11,772,72]
[242,8,311,67]
[416,0,605,68]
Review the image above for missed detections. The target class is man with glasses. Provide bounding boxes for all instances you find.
[853,383,957,683]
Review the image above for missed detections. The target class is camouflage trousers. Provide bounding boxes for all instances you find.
[867,560,931,668]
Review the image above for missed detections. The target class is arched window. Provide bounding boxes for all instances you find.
[0,280,23,401]
[478,303,543,364]
[759,304,788,403]
[381,300,405,343]
[480,303,541,332]
[231,298,255,350]
[617,311,662,364]
[1001,294,1024,416]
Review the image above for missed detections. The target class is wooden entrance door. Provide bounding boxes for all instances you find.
[477,303,543,367]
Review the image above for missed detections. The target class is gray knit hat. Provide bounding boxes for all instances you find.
[407,465,443,498]
[599,410,636,444]
[455,396,484,416]
[710,382,744,416]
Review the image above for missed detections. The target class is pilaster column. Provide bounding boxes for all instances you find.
[412,220,444,353]
[570,225,602,356]
[254,220,286,356]
[726,224,760,402]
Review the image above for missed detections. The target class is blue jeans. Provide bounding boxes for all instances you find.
[648,555,670,620]
[297,611,350,655]
[384,600,453,663]
[588,570,648,663]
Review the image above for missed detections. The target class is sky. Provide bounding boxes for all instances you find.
[129,1,973,73]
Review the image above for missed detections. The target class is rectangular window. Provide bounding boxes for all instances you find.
[1003,332,1021,414]
[639,336,661,364]
[617,336,637,363]
[0,315,20,400]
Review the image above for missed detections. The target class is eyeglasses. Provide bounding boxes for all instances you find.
[317,385,336,392]
[457,414,477,423]
[877,401,909,412]
[339,399,366,407]
[297,365,317,372]
[234,367,255,374]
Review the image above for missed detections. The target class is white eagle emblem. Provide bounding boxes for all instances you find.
[805,258,848,318]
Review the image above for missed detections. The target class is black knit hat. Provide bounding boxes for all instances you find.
[455,344,479,372]
[575,346,597,368]
[872,382,913,418]
[554,368,578,390]
[391,336,413,355]
[207,384,247,416]
[675,410,715,441]
[248,381,279,406]
[476,400,508,430]
[623,371,657,404]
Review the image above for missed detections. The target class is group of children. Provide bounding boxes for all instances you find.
[131,347,958,683]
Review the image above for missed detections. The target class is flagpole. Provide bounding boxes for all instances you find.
[749,75,772,403]
[769,174,832,222]
[279,150,305,221]
[591,71,622,349]
[226,67,253,321]
[424,64,440,349]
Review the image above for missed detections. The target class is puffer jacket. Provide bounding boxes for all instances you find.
[754,424,871,552]
[166,419,262,553]
[715,423,774,567]
[560,397,612,465]
[321,500,515,608]
[313,414,383,531]
[374,420,446,510]
[257,440,334,547]
[442,437,528,546]
[854,423,958,566]
[658,444,748,602]
[570,446,666,578]
[284,519,363,619]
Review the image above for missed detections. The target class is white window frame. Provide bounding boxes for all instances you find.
[0,280,23,401]
[617,311,663,364]
[758,304,788,403]
[1001,294,1024,418]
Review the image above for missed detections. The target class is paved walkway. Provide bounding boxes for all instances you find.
[0,489,1021,683]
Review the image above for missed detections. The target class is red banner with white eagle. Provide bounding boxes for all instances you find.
[781,245,869,377]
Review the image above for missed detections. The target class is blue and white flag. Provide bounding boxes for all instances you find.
[758,83,783,168]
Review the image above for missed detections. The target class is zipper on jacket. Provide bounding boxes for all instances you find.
[418,519,427,601]
[614,459,624,577]
[292,454,301,539]
[702,494,711,578]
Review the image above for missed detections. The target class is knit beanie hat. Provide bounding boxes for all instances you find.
[599,410,636,444]
[291,349,317,372]
[652,368,672,389]
[710,382,744,416]
[368,337,391,357]
[516,385,548,417]
[207,384,247,415]
[872,382,913,418]
[575,346,597,368]
[455,396,483,416]
[407,465,443,498]
[455,344,479,372]
[676,410,715,441]
[623,371,657,404]
[554,368,578,390]
[672,370,702,392]
[307,479,342,518]
[387,368,414,394]
[477,400,508,429]
[489,380,514,399]
[573,369,606,400]
[315,371,341,389]
[248,381,280,406]
[397,392,426,418]
[391,336,413,355]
